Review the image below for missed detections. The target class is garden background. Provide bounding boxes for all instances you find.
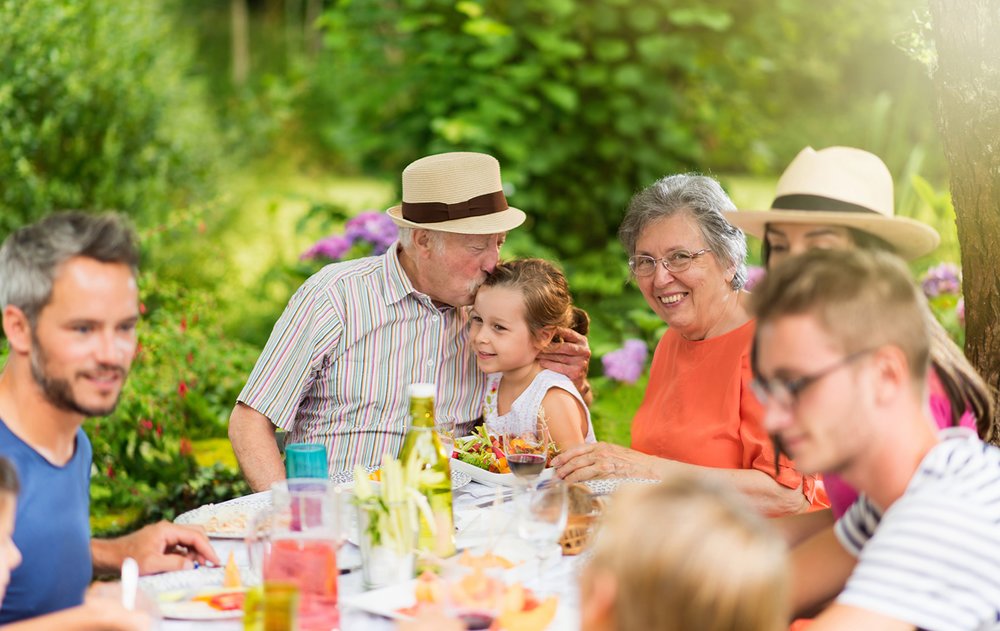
[0,0,970,533]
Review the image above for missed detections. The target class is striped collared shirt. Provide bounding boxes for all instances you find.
[237,244,484,472]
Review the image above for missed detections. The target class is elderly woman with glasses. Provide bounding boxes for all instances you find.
[553,174,820,516]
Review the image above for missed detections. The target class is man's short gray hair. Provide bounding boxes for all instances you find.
[0,211,140,324]
[618,174,748,290]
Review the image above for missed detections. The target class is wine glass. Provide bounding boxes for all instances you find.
[434,417,457,459]
[502,426,547,489]
[516,480,569,584]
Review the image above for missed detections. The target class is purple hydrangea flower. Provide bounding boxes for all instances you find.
[957,297,965,327]
[744,265,766,291]
[301,234,352,261]
[920,263,961,298]
[344,212,398,255]
[602,338,649,384]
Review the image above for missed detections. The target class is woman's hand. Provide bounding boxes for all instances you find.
[552,442,662,482]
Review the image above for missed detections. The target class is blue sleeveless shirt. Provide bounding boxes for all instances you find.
[0,419,92,622]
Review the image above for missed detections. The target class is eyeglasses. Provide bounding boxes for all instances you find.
[751,348,876,410]
[628,249,711,277]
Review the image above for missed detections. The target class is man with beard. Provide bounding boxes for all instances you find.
[230,152,592,490]
[751,249,1000,630]
[0,212,219,624]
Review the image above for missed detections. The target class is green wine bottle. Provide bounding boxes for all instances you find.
[398,383,455,562]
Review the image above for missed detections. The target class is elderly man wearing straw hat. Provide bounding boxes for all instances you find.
[229,152,591,491]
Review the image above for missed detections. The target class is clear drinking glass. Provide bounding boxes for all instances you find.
[246,479,344,631]
[516,480,569,582]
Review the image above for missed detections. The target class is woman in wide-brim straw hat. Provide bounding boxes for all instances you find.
[726,146,940,262]
[726,145,995,546]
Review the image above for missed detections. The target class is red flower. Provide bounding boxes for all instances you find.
[180,317,187,333]
[186,352,194,365]
[178,381,188,398]
[106,464,115,479]
[139,302,147,315]
[179,437,193,457]
[155,424,163,437]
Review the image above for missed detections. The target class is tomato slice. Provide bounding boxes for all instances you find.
[192,590,246,611]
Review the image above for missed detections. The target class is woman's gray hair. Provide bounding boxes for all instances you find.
[0,211,140,324]
[618,174,748,290]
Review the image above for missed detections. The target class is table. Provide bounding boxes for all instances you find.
[156,480,583,630]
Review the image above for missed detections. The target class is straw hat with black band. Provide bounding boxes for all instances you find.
[387,152,526,234]
[725,146,940,260]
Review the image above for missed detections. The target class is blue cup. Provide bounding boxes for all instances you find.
[284,443,329,479]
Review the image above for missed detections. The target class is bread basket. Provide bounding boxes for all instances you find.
[559,484,604,555]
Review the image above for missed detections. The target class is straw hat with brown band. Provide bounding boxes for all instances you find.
[725,146,940,260]
[386,152,526,235]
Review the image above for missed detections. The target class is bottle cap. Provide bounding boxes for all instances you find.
[407,383,436,399]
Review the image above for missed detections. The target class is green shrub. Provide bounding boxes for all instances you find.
[316,0,922,257]
[86,274,257,519]
[0,0,219,235]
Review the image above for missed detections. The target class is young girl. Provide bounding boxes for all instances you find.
[580,475,790,631]
[470,258,595,450]
[0,457,150,630]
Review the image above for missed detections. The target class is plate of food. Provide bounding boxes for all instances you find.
[330,466,472,490]
[144,553,251,620]
[157,586,248,620]
[341,564,558,630]
[452,427,555,487]
[581,477,659,496]
[173,491,271,539]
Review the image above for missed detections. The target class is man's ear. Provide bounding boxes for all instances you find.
[3,306,33,354]
[412,229,433,257]
[871,345,908,406]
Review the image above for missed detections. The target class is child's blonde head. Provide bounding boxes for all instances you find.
[583,475,789,631]
[481,258,589,345]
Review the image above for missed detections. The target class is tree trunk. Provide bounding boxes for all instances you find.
[929,1,1000,441]
[231,0,250,86]
[305,0,323,57]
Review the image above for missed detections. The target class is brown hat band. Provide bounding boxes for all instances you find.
[772,194,878,215]
[401,190,508,224]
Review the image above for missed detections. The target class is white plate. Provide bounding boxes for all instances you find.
[340,579,417,620]
[174,492,272,539]
[141,567,255,621]
[582,477,659,496]
[155,587,247,620]
[451,458,554,488]
[331,468,472,490]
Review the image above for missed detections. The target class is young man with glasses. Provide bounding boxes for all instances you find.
[752,248,1000,630]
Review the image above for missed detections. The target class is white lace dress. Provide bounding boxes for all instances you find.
[483,369,596,443]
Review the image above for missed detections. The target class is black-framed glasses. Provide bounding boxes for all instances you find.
[751,348,877,409]
[628,249,711,277]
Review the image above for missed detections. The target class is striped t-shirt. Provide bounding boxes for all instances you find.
[835,428,1000,631]
[238,244,484,472]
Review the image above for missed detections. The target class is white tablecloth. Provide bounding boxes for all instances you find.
[157,481,582,630]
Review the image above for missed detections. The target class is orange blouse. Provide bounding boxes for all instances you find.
[631,320,818,503]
